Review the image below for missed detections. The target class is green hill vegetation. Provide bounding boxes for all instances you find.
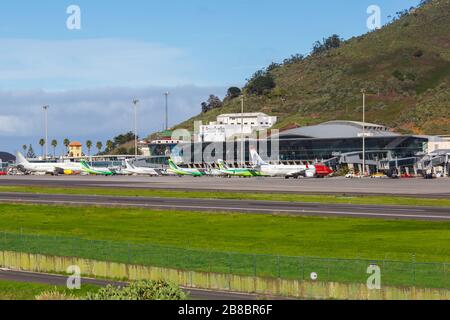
[173,0,450,136]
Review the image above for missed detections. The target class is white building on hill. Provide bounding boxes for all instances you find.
[197,113,277,142]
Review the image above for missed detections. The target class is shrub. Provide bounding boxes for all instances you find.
[86,280,188,301]
[413,49,424,58]
[392,70,405,81]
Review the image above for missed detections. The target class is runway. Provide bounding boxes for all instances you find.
[0,192,449,221]
[0,269,262,300]
[1,175,449,198]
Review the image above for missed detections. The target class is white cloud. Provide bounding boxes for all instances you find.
[0,38,195,89]
[0,86,226,153]
[0,115,32,135]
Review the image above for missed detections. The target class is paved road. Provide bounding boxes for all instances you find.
[1,175,449,198]
[0,269,262,300]
[0,192,449,221]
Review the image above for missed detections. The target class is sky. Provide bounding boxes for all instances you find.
[0,0,420,154]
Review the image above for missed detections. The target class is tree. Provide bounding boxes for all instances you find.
[283,54,304,65]
[51,139,58,157]
[106,140,114,153]
[96,141,103,155]
[39,139,45,157]
[245,70,276,95]
[312,34,343,55]
[225,87,242,100]
[63,138,70,155]
[267,62,281,71]
[22,145,27,154]
[201,102,210,113]
[207,95,222,109]
[26,144,36,159]
[200,95,223,113]
[86,140,93,157]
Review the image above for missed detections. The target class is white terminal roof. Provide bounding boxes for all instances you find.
[277,121,399,139]
[218,113,272,118]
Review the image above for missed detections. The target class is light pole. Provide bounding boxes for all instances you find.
[240,95,245,166]
[132,99,139,157]
[361,89,366,176]
[42,105,49,159]
[164,92,170,131]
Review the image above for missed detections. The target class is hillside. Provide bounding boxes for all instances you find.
[174,0,450,136]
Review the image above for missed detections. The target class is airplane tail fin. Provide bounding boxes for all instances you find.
[15,152,29,165]
[217,159,229,170]
[124,159,134,170]
[80,160,91,169]
[168,158,179,171]
[250,148,268,166]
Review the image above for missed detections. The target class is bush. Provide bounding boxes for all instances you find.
[86,280,188,301]
[413,49,424,58]
[392,70,404,81]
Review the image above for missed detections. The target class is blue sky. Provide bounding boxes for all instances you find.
[0,0,420,154]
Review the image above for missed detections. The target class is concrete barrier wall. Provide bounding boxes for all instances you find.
[1,251,448,300]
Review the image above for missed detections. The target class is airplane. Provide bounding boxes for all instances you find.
[250,148,333,179]
[15,152,82,175]
[79,160,115,176]
[123,159,160,176]
[217,159,262,177]
[167,159,205,177]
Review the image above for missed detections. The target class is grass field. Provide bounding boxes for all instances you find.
[1,185,449,207]
[0,203,449,262]
[0,203,449,288]
[0,279,99,300]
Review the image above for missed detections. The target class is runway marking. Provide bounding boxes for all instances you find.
[0,198,448,220]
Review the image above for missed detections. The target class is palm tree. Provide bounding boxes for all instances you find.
[22,145,27,154]
[63,138,70,155]
[39,139,45,157]
[106,140,114,153]
[51,139,58,157]
[96,141,103,155]
[86,140,93,157]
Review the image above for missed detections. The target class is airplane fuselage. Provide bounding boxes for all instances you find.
[258,164,316,178]
[123,168,159,176]
[20,162,82,174]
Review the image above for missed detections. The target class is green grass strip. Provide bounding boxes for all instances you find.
[0,185,449,207]
[0,203,449,263]
[0,279,99,300]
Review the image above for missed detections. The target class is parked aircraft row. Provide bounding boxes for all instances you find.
[14,151,333,179]
[166,149,333,178]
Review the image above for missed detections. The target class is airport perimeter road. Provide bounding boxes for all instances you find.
[0,269,261,300]
[1,175,450,197]
[0,192,449,221]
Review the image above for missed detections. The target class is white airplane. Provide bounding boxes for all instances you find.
[122,159,160,176]
[16,152,83,175]
[250,148,333,179]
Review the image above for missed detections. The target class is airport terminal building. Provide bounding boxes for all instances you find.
[143,120,444,175]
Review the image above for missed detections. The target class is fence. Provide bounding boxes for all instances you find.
[0,231,448,289]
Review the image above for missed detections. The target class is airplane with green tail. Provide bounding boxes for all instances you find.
[80,160,115,176]
[217,159,263,177]
[167,159,205,177]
